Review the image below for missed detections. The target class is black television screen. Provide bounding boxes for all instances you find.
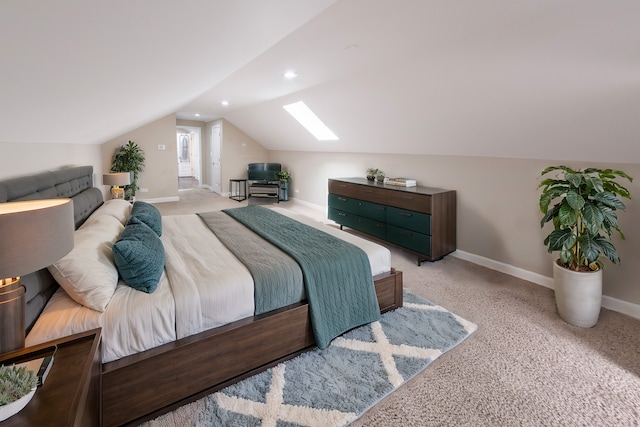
[247,163,281,182]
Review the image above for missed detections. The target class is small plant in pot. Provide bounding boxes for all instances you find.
[275,171,291,182]
[0,365,38,421]
[538,165,632,327]
[275,171,291,201]
[366,168,379,181]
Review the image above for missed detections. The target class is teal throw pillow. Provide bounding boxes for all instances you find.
[113,217,165,293]
[130,201,162,236]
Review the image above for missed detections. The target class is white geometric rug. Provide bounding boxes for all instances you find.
[185,291,477,427]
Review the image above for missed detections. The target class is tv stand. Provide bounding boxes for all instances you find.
[248,181,280,203]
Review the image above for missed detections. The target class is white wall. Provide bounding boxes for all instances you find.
[101,114,178,201]
[0,142,103,193]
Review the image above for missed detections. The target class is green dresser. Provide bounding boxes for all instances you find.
[328,178,456,264]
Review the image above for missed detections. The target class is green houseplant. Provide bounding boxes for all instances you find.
[111,140,145,200]
[538,165,632,326]
[0,365,37,421]
[275,171,291,182]
[275,171,291,201]
[366,168,379,181]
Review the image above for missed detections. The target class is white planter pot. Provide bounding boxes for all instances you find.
[0,388,36,422]
[553,261,603,327]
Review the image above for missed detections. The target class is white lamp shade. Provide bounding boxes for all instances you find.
[0,199,74,279]
[103,172,131,186]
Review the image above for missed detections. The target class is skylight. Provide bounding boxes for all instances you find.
[283,101,338,141]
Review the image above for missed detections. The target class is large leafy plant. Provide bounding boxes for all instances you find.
[111,140,145,200]
[539,166,632,271]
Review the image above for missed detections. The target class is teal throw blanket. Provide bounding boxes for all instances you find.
[223,206,380,349]
[198,211,305,315]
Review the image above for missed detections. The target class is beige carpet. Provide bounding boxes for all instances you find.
[145,188,640,426]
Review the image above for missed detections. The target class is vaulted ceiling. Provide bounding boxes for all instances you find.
[3,0,639,163]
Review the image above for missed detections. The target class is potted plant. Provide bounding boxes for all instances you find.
[366,168,379,181]
[111,140,145,201]
[275,171,291,201]
[538,165,632,327]
[0,365,37,421]
[375,170,386,183]
[275,171,291,182]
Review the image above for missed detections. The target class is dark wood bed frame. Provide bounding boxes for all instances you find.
[0,166,403,426]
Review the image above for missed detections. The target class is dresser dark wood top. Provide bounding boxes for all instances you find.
[330,178,453,195]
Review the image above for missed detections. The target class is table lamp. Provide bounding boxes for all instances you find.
[103,172,132,199]
[0,199,74,354]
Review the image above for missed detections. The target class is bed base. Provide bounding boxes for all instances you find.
[102,268,403,426]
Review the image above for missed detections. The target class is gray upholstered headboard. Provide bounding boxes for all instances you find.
[0,166,104,332]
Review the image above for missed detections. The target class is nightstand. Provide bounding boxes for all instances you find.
[0,329,102,426]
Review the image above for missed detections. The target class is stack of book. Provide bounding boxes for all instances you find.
[386,178,417,187]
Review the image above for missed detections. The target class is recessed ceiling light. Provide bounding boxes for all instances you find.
[195,113,200,117]
[283,71,298,79]
[283,101,338,141]
[221,100,229,106]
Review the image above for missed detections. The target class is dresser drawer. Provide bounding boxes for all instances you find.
[356,186,387,204]
[355,216,386,239]
[387,191,431,214]
[386,206,431,235]
[386,224,431,256]
[354,200,386,222]
[328,193,360,215]
[328,208,385,239]
[328,207,359,228]
[329,180,359,198]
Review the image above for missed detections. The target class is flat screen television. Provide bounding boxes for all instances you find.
[247,163,281,182]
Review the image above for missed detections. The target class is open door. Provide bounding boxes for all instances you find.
[211,124,221,194]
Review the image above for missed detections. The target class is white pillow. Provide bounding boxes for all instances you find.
[48,215,124,312]
[80,199,132,228]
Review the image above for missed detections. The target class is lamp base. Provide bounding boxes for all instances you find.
[0,278,26,354]
[111,187,125,199]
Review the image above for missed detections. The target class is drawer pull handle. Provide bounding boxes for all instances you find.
[400,213,413,217]
[363,190,373,193]
[377,224,384,228]
[338,212,347,217]
[402,196,414,200]
[338,197,347,201]
[400,231,412,237]
[378,207,385,211]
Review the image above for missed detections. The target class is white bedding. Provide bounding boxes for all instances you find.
[26,207,391,363]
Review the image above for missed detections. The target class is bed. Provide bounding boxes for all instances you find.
[0,166,403,426]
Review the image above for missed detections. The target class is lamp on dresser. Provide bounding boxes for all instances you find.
[103,172,132,199]
[0,199,74,354]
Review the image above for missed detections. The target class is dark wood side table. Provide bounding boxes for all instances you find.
[0,329,102,426]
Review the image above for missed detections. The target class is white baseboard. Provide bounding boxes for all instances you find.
[139,196,180,203]
[451,250,640,321]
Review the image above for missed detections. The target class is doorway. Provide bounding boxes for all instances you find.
[210,124,221,194]
[176,126,202,189]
